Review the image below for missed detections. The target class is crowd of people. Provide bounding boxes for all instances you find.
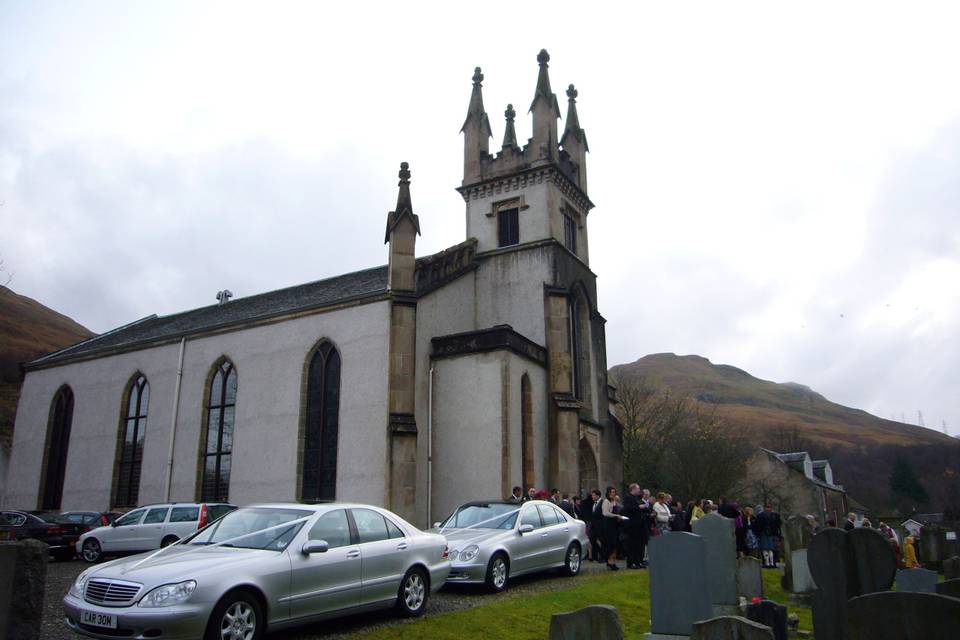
[841,511,919,569]
[506,484,783,570]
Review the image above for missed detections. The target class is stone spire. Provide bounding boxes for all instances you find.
[385,162,420,291]
[501,104,518,149]
[461,67,492,183]
[528,49,561,161]
[560,84,589,192]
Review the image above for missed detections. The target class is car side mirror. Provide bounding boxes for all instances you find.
[301,540,329,555]
[110,521,117,527]
[518,524,534,535]
[433,522,442,529]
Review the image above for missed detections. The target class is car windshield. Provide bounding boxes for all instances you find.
[184,507,311,551]
[440,503,520,529]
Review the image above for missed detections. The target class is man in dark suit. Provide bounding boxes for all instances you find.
[620,483,649,569]
[507,486,523,503]
[843,512,856,531]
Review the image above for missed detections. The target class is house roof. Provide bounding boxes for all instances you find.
[812,460,831,469]
[29,265,390,368]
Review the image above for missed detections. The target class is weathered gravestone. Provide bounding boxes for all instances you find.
[690,616,774,640]
[807,527,896,640]
[736,556,763,601]
[943,555,960,580]
[549,605,623,640]
[780,515,815,593]
[0,540,47,640]
[934,578,960,599]
[745,600,787,640]
[919,524,944,566]
[647,532,713,639]
[692,512,739,615]
[895,567,938,593]
[846,591,960,640]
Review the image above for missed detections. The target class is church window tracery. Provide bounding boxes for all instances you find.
[200,360,236,502]
[301,341,341,502]
[40,385,74,510]
[114,374,149,508]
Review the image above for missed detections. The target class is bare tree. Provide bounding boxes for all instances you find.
[0,254,14,287]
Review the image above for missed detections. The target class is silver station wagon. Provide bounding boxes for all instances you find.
[63,503,451,640]
[436,499,587,592]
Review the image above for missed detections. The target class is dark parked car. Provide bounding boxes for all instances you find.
[0,510,86,560]
[61,511,122,534]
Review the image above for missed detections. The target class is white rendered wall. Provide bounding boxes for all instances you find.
[4,300,390,510]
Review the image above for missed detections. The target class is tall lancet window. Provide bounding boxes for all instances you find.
[301,342,341,502]
[40,385,74,510]
[200,360,237,502]
[114,375,149,508]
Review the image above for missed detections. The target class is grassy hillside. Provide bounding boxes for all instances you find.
[0,286,94,448]
[610,353,960,512]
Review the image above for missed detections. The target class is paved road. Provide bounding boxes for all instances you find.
[43,555,612,639]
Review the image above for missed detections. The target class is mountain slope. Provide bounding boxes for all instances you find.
[0,286,94,447]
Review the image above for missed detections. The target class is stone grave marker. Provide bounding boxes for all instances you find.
[549,605,623,640]
[943,555,960,580]
[846,591,960,640]
[934,578,960,599]
[894,567,938,593]
[0,540,47,640]
[780,515,815,592]
[690,616,774,640]
[919,523,944,565]
[691,512,738,615]
[647,532,713,639]
[745,600,787,640]
[807,527,896,640]
[790,549,816,594]
[736,556,763,601]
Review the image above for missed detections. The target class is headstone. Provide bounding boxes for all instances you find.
[690,616,774,640]
[790,550,816,594]
[780,515,815,592]
[919,524,943,565]
[692,512,739,614]
[745,600,788,640]
[934,578,960,599]
[943,555,960,580]
[0,540,47,640]
[894,567,938,593]
[736,556,763,601]
[647,532,713,638]
[846,591,960,640]
[807,527,896,640]
[549,605,623,640]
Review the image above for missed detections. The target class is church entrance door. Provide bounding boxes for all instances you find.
[578,438,598,497]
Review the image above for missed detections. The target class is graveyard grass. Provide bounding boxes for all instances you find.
[351,569,813,639]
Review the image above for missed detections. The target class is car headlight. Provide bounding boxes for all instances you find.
[459,545,480,563]
[138,580,197,608]
[69,572,89,598]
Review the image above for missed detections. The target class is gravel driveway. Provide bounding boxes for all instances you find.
[42,555,611,639]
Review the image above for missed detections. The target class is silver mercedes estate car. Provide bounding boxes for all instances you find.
[435,499,587,592]
[63,503,450,640]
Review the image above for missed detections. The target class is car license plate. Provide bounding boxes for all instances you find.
[81,610,117,629]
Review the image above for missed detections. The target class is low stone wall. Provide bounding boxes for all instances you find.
[0,539,47,640]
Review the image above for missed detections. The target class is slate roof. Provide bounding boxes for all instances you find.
[30,265,389,368]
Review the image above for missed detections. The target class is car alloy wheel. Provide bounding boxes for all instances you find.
[219,600,257,640]
[397,568,427,616]
[82,539,102,563]
[564,543,581,576]
[486,553,509,592]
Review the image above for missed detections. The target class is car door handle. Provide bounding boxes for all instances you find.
[396,542,408,550]
[346,550,360,559]
[540,533,549,538]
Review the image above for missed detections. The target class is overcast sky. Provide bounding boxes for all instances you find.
[2,2,958,436]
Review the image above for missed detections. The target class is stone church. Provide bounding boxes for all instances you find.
[4,50,622,527]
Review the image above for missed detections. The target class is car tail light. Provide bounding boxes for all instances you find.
[442,545,449,560]
[198,504,208,529]
[48,526,65,535]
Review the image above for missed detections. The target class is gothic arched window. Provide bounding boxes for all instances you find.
[200,360,236,502]
[301,342,341,502]
[114,374,149,508]
[41,385,74,510]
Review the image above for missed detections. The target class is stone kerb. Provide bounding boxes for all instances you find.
[934,578,960,599]
[736,556,763,601]
[846,591,960,640]
[807,527,896,640]
[646,532,713,638]
[548,605,623,640]
[0,540,47,640]
[691,512,739,615]
[894,567,938,593]
[690,616,774,640]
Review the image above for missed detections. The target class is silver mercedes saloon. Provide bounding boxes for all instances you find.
[434,499,587,592]
[63,503,450,640]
